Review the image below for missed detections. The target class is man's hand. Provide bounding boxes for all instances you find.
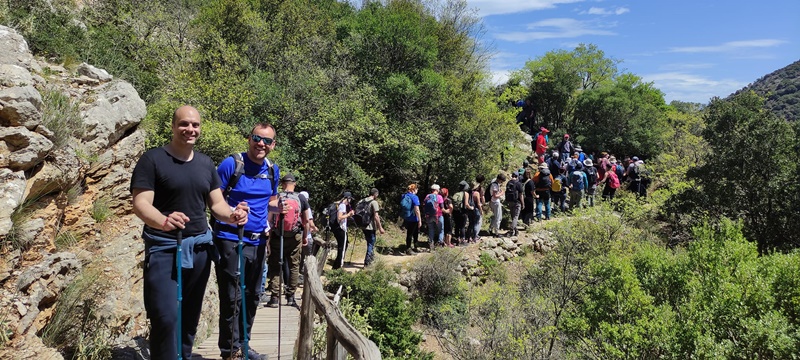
[379,228,385,235]
[229,207,248,226]
[162,212,189,231]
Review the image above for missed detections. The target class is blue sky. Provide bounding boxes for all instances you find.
[468,0,800,104]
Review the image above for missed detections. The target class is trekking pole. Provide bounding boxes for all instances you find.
[277,196,285,360]
[175,229,183,360]
[238,225,249,360]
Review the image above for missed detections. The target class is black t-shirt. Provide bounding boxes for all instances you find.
[524,179,536,197]
[131,147,222,238]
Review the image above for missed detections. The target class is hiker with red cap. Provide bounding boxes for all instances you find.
[556,133,573,162]
[535,127,549,164]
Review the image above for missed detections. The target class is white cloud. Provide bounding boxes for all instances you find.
[490,70,511,85]
[584,6,629,15]
[467,0,584,17]
[669,39,787,53]
[659,63,715,71]
[642,72,746,103]
[495,18,616,42]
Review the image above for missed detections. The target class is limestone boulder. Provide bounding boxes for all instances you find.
[77,63,112,82]
[0,25,39,72]
[15,252,81,336]
[0,126,53,171]
[0,169,25,237]
[88,128,145,211]
[0,85,43,129]
[23,148,81,201]
[80,81,146,153]
[0,64,34,87]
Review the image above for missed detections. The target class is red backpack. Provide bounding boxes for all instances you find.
[608,172,620,189]
[274,192,303,235]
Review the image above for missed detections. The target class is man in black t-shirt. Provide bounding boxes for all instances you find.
[131,105,248,360]
[505,172,525,236]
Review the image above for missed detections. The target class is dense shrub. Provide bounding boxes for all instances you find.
[410,248,468,329]
[325,263,431,359]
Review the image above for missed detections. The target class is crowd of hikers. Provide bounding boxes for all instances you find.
[130,105,650,360]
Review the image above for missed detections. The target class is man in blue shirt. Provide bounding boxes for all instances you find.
[401,184,422,255]
[213,122,281,360]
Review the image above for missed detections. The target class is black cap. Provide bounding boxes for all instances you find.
[342,191,353,199]
[281,174,296,182]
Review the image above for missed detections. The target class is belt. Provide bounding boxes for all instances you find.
[216,225,264,240]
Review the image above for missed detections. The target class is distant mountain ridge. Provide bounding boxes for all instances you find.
[733,59,800,121]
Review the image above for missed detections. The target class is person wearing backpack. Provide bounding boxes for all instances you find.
[400,184,422,255]
[441,188,455,247]
[568,167,588,211]
[522,169,536,225]
[468,176,484,243]
[488,173,507,237]
[210,122,279,360]
[533,163,554,221]
[535,127,550,164]
[583,159,599,207]
[551,167,568,214]
[265,174,310,309]
[601,163,621,200]
[453,180,474,245]
[504,172,525,236]
[331,192,355,270]
[354,188,384,267]
[424,184,445,248]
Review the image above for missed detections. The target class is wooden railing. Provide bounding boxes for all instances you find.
[295,238,381,360]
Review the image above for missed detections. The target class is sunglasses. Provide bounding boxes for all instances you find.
[250,134,274,145]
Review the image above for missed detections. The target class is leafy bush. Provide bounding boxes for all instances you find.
[312,296,372,359]
[325,263,430,359]
[411,249,467,329]
[477,251,506,283]
[40,87,85,150]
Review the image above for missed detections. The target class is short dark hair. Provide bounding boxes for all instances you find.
[370,188,379,196]
[250,122,275,135]
[497,173,507,181]
[475,174,485,183]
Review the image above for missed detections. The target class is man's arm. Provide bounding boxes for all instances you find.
[208,188,247,226]
[373,203,385,234]
[132,188,188,231]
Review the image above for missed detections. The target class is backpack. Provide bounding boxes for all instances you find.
[551,177,563,192]
[322,202,341,229]
[273,192,302,235]
[585,167,598,186]
[608,172,621,189]
[505,180,520,203]
[452,191,465,211]
[570,171,585,191]
[400,194,413,218]
[423,194,439,218]
[484,183,493,203]
[633,163,647,180]
[536,173,552,190]
[353,198,375,229]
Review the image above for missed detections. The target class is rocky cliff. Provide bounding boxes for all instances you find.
[0,25,217,359]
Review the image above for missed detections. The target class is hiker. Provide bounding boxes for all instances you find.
[547,150,562,177]
[424,184,445,248]
[488,173,506,237]
[441,188,455,247]
[468,175,485,243]
[575,146,586,162]
[611,156,625,182]
[557,134,573,162]
[534,163,554,221]
[583,159,598,207]
[568,164,588,211]
[453,180,474,245]
[265,174,310,308]
[131,105,249,360]
[331,192,354,270]
[522,168,536,225]
[551,167,568,213]
[628,157,648,197]
[601,163,621,200]
[400,184,422,255]
[358,188,385,266]
[535,127,550,163]
[213,122,279,360]
[505,172,525,236]
[597,152,610,180]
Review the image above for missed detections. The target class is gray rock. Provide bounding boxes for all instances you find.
[14,218,44,248]
[0,169,25,237]
[77,63,112,82]
[16,252,81,335]
[0,126,53,171]
[0,26,36,71]
[483,238,498,248]
[0,64,34,87]
[88,129,145,211]
[0,85,43,129]
[72,75,100,86]
[499,238,518,251]
[80,82,146,153]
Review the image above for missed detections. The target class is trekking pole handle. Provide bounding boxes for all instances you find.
[176,229,183,246]
[237,225,244,241]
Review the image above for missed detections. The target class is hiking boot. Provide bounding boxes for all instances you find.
[406,248,417,255]
[265,295,279,308]
[246,348,268,360]
[286,295,298,307]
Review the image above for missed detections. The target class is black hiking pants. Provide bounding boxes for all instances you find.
[214,236,266,358]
